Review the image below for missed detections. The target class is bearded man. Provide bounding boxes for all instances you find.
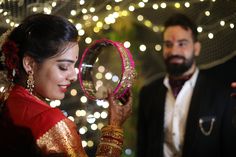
[136,13,236,157]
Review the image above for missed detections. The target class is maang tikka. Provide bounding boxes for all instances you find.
[27,71,34,94]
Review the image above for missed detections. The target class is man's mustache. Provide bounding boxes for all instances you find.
[166,55,185,63]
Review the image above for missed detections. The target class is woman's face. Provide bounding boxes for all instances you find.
[33,43,79,100]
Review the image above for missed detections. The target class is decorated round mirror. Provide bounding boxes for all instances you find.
[78,39,136,100]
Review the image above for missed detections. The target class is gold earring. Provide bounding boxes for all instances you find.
[27,71,34,94]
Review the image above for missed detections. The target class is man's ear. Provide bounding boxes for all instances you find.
[194,41,201,57]
[22,55,35,73]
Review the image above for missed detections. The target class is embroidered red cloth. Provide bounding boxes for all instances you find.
[5,84,65,139]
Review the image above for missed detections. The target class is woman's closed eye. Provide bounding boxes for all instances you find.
[59,65,69,71]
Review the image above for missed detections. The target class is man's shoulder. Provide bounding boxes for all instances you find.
[198,69,231,91]
[141,73,166,90]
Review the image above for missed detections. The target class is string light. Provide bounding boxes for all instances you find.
[160,3,167,8]
[5,19,10,23]
[70,10,77,16]
[68,116,75,122]
[153,26,160,32]
[82,141,87,147]
[144,20,152,27]
[70,89,77,96]
[230,23,234,29]
[79,0,85,5]
[128,5,135,11]
[91,124,98,130]
[87,114,96,124]
[184,2,190,8]
[89,7,95,13]
[78,29,85,36]
[197,26,203,33]
[98,123,104,129]
[3,12,8,16]
[106,5,112,10]
[205,11,210,16]
[124,41,131,48]
[87,141,94,147]
[95,72,103,79]
[139,44,147,52]
[112,75,119,82]
[49,100,61,107]
[80,96,88,103]
[174,2,181,8]
[51,2,57,7]
[152,4,159,10]
[94,112,101,119]
[79,127,87,134]
[98,66,105,73]
[85,37,92,44]
[208,33,214,39]
[125,149,133,155]
[76,110,86,117]
[105,72,112,80]
[220,20,225,26]
[137,15,144,21]
[92,15,99,21]
[32,7,38,12]
[100,111,108,119]
[138,2,145,8]
[102,102,109,108]
[155,44,162,52]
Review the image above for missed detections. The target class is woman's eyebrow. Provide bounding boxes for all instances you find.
[56,59,75,63]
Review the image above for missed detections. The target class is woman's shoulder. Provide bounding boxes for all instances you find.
[7,85,50,116]
[6,85,66,132]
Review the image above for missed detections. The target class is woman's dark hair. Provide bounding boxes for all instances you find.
[164,13,198,42]
[2,13,78,83]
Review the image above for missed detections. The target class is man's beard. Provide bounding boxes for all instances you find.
[164,55,194,77]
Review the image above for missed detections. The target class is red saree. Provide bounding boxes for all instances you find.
[5,85,87,157]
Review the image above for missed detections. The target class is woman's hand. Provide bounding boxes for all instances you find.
[107,89,132,128]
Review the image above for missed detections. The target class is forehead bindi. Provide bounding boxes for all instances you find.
[164,29,178,41]
[170,35,177,42]
[164,33,178,43]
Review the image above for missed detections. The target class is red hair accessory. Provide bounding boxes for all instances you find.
[2,40,19,79]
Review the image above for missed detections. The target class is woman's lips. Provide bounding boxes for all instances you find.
[59,85,70,93]
[60,88,67,93]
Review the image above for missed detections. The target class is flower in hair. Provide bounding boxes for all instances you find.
[1,40,19,79]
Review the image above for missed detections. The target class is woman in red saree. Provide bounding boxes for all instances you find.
[0,13,132,157]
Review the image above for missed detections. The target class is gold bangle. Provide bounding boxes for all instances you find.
[96,125,124,157]
[100,137,123,147]
[99,142,122,150]
[102,132,123,141]
[96,142,122,157]
[101,125,123,134]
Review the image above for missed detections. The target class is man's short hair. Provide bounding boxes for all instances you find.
[164,13,199,42]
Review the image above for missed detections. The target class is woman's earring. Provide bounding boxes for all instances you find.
[27,71,34,94]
